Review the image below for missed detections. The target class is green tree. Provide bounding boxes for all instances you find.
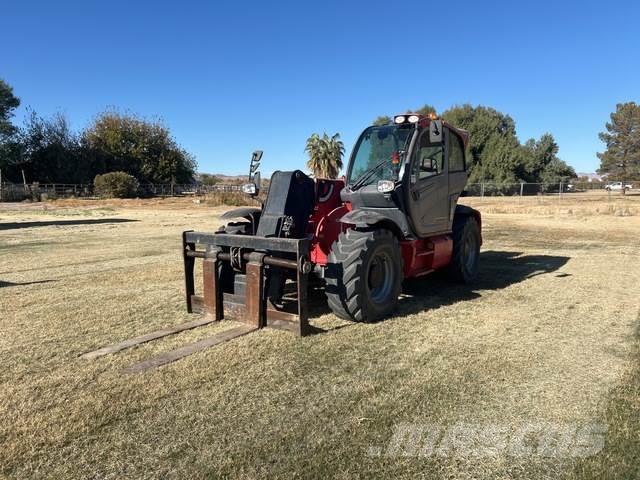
[521,133,575,184]
[597,102,640,194]
[82,111,196,184]
[442,104,521,183]
[15,110,83,183]
[0,79,21,173]
[305,132,344,179]
[540,157,576,185]
[94,171,139,198]
[414,104,437,116]
[0,79,20,137]
[372,115,392,126]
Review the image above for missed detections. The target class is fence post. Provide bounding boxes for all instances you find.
[520,182,524,198]
[481,183,485,198]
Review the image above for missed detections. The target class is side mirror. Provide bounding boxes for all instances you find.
[429,120,443,143]
[244,151,263,197]
[250,150,263,175]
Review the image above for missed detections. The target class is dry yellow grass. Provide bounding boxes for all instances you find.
[1,193,639,479]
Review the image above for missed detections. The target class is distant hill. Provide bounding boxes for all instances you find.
[577,172,605,182]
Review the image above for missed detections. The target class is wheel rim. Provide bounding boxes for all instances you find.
[463,232,478,272]
[367,249,394,303]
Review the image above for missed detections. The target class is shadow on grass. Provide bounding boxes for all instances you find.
[0,279,56,288]
[314,250,571,331]
[400,250,571,312]
[0,218,138,230]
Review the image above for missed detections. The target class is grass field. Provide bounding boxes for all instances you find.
[1,193,639,479]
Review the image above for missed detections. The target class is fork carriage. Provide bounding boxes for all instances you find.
[182,231,314,336]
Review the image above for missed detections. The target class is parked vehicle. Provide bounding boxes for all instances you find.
[605,182,633,191]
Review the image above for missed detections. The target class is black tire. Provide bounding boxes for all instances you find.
[447,216,480,283]
[326,229,403,322]
[217,221,252,235]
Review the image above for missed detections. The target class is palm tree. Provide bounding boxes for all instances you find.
[305,132,345,179]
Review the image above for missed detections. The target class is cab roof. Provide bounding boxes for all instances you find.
[391,112,469,148]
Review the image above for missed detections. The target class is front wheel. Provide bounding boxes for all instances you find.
[326,229,403,322]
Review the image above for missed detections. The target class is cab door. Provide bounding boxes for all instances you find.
[446,128,468,230]
[407,123,449,236]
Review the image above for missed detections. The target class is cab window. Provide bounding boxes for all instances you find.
[448,131,465,172]
[413,132,444,180]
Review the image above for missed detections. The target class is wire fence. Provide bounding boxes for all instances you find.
[464,182,617,196]
[0,183,243,202]
[0,181,633,202]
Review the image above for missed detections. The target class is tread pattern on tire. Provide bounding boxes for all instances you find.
[447,215,480,283]
[326,229,402,322]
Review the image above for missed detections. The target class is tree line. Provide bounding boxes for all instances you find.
[3,77,638,187]
[373,104,576,184]
[0,79,196,185]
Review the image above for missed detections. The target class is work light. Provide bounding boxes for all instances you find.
[241,183,257,194]
[377,180,394,193]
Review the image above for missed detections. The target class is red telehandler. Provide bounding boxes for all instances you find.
[83,113,481,372]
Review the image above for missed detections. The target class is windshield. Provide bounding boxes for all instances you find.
[347,125,414,187]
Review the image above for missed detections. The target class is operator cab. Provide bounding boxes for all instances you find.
[342,113,469,238]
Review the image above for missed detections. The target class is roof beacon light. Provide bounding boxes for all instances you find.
[428,112,438,120]
[394,115,406,124]
[408,115,420,123]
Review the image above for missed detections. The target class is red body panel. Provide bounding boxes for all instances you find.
[307,179,458,278]
[307,179,350,265]
[400,235,453,278]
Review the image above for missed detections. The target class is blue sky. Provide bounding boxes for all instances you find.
[3,0,639,175]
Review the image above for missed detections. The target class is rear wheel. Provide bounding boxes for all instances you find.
[326,229,403,322]
[447,216,480,283]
